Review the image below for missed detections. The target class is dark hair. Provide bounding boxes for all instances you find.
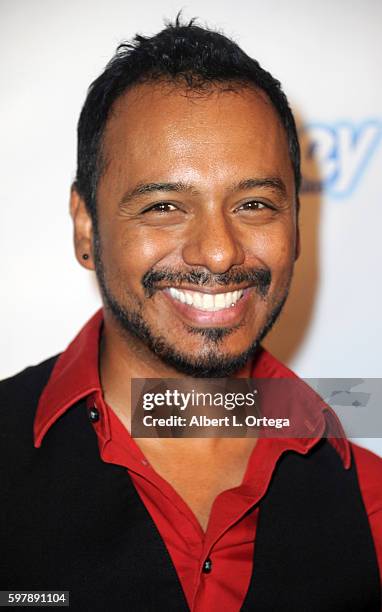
[75,16,301,222]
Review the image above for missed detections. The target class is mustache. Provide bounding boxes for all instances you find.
[142,267,272,298]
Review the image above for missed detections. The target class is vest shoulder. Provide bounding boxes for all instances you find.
[351,442,382,488]
[0,355,60,411]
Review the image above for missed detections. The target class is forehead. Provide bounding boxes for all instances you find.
[100,81,294,193]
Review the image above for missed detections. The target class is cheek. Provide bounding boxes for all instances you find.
[268,237,295,271]
[244,222,295,269]
[102,224,179,287]
[121,226,181,268]
[244,224,295,305]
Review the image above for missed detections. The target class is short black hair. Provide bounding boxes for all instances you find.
[75,16,301,222]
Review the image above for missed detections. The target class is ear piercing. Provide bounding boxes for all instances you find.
[82,253,89,260]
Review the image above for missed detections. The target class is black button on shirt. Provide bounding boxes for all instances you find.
[202,558,212,574]
[88,407,100,423]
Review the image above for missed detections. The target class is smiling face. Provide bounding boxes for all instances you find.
[72,81,299,377]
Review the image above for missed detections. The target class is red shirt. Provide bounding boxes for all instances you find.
[34,310,382,611]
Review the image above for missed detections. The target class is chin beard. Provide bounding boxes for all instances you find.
[93,232,289,377]
[98,281,288,377]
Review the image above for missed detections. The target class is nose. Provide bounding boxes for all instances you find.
[181,210,245,274]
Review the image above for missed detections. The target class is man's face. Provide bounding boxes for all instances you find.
[91,82,298,376]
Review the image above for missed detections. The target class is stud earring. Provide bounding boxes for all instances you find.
[82,253,89,261]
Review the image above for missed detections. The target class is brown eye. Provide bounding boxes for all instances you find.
[143,202,177,213]
[238,200,267,211]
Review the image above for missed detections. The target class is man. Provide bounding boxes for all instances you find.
[1,17,381,611]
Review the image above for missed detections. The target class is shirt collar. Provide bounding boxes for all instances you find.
[34,309,103,447]
[33,308,350,468]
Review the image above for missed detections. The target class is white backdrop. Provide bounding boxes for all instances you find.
[1,0,381,454]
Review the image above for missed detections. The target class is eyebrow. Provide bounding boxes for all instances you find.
[119,182,196,206]
[119,176,287,207]
[230,177,287,198]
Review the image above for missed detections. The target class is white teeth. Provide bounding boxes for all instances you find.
[214,293,226,309]
[193,292,203,309]
[203,294,214,310]
[225,292,233,308]
[167,288,244,311]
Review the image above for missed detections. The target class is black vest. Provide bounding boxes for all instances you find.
[0,357,380,611]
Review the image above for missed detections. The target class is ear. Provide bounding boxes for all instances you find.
[70,184,95,270]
